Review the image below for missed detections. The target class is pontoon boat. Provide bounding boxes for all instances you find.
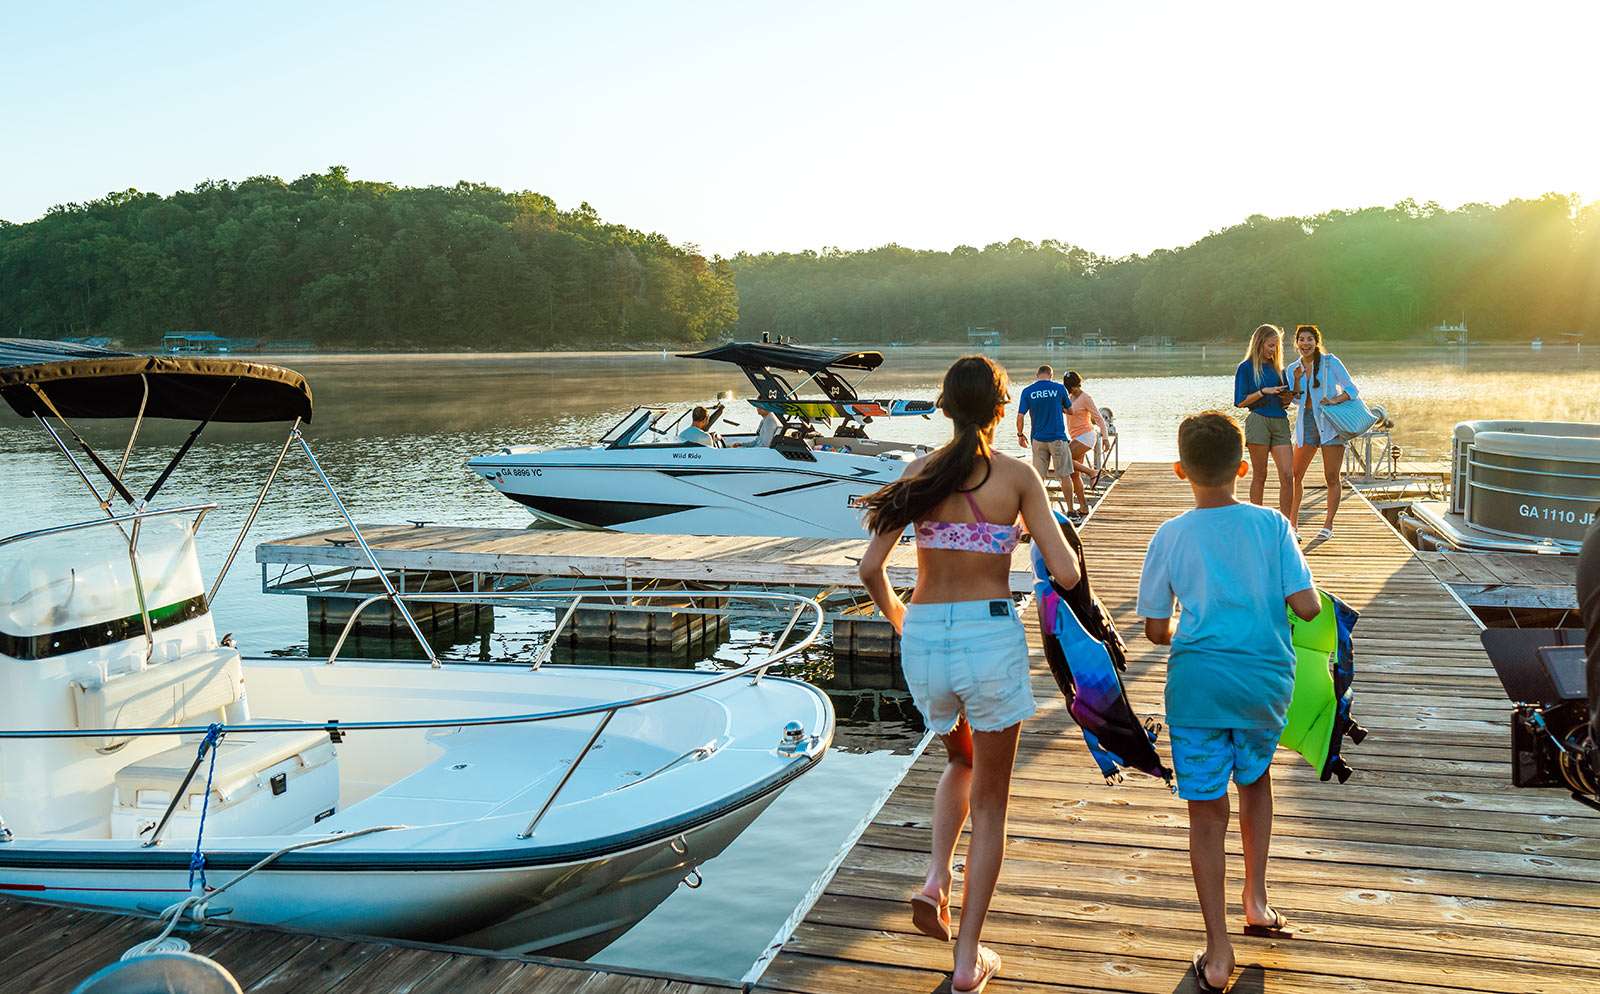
[0,340,833,957]
[468,342,934,537]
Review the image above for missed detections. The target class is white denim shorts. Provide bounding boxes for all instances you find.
[900,600,1035,734]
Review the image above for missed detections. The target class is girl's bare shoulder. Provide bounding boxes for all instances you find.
[990,451,1041,486]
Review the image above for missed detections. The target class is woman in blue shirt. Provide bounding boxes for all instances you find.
[1234,324,1294,518]
[1284,324,1359,542]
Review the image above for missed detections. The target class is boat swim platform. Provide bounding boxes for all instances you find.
[1414,549,1580,614]
[762,464,1599,994]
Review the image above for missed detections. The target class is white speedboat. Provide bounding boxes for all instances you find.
[0,340,832,958]
[468,342,933,538]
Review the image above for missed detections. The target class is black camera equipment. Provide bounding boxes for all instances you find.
[1482,628,1599,811]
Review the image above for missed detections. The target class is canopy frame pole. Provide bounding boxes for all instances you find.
[142,376,241,506]
[27,385,136,507]
[32,411,154,662]
[126,517,155,665]
[209,418,298,605]
[117,374,151,486]
[141,420,210,505]
[293,426,439,667]
[34,414,118,518]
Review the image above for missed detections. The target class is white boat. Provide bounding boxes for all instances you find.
[0,340,833,958]
[468,342,933,538]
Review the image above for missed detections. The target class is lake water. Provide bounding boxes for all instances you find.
[0,341,1592,981]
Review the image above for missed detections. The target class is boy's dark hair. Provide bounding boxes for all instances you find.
[1037,363,1053,376]
[691,405,710,423]
[1178,411,1243,486]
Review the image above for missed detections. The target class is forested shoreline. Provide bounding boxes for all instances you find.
[0,167,737,349]
[2,169,1595,348]
[734,195,1599,344]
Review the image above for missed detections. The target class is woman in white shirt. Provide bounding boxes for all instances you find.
[1284,324,1358,542]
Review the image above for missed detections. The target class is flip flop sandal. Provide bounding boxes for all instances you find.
[908,892,951,942]
[952,946,1002,994]
[1191,951,1230,994]
[1314,527,1334,541]
[1243,908,1292,937]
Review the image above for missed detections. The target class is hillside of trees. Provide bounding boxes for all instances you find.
[0,167,737,348]
[733,195,1600,343]
[3,170,1595,348]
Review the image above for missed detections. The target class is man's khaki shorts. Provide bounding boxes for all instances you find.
[1031,439,1070,479]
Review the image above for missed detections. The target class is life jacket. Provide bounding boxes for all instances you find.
[1280,589,1367,782]
[1032,511,1173,787]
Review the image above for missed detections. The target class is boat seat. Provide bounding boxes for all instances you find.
[111,723,339,841]
[72,648,244,750]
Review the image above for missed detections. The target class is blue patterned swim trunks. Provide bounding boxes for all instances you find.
[1167,725,1282,801]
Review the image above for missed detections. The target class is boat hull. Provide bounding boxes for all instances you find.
[0,658,834,959]
[468,446,908,538]
[0,786,780,957]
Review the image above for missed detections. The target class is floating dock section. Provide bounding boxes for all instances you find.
[256,524,1038,663]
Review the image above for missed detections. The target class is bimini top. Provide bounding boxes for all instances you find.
[678,342,884,374]
[0,339,313,423]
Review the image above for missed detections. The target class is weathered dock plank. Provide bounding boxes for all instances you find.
[1413,549,1579,611]
[0,897,740,994]
[760,463,1597,993]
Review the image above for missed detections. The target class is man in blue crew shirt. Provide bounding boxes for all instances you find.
[1015,364,1071,484]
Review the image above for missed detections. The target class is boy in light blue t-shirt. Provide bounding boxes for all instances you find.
[1136,411,1320,994]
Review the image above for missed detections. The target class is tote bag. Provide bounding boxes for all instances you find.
[1322,397,1378,441]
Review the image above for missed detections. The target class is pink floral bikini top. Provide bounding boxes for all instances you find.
[915,490,1021,555]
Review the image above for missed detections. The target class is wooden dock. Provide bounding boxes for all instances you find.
[1415,549,1579,612]
[761,464,1598,994]
[0,897,735,994]
[16,464,1593,993]
[256,524,1037,597]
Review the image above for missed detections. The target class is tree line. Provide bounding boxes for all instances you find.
[0,167,737,348]
[732,195,1600,343]
[3,170,1595,348]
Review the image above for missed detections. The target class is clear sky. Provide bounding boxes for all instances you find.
[3,1,1596,258]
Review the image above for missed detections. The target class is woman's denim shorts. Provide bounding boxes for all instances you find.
[900,599,1034,734]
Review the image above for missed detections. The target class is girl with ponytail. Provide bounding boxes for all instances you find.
[857,354,1080,994]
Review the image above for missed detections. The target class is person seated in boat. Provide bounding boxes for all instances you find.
[857,354,1081,994]
[1137,411,1320,994]
[738,409,783,448]
[678,406,720,446]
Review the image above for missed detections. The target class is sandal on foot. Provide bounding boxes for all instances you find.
[1191,951,1230,994]
[1314,527,1333,541]
[1243,908,1292,937]
[952,946,1002,994]
[908,892,951,942]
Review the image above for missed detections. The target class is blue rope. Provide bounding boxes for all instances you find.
[187,723,224,892]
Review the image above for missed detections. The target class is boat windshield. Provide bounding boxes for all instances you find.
[0,512,207,659]
[598,407,668,448]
